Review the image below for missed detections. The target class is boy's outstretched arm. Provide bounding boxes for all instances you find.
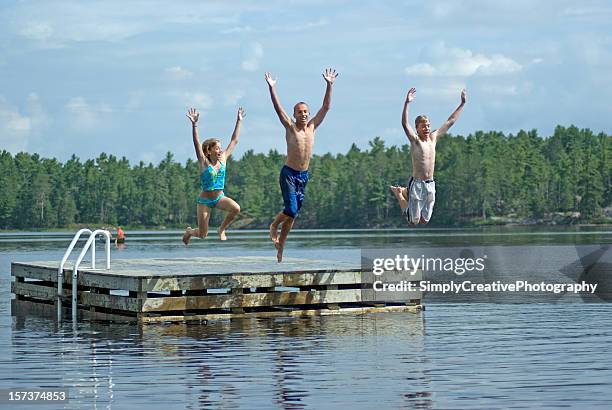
[186,108,206,165]
[265,72,292,128]
[311,68,338,129]
[432,89,466,141]
[402,87,418,143]
[224,107,245,159]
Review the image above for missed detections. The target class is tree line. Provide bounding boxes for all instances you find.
[0,125,610,229]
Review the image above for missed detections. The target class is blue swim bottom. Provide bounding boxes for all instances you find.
[279,165,309,218]
[197,192,225,208]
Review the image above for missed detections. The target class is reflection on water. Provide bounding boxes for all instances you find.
[7,305,612,409]
[10,313,427,409]
[1,227,612,408]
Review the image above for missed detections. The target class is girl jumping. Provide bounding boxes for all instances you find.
[183,107,244,244]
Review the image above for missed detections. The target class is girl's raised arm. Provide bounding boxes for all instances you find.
[224,107,245,159]
[186,108,206,166]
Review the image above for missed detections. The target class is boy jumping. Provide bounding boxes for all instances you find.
[391,87,466,225]
[265,68,338,262]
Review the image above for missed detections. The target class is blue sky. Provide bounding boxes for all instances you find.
[1,0,611,164]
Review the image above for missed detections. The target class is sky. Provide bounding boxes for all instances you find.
[1,0,611,164]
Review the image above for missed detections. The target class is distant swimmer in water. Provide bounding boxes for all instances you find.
[390,86,466,225]
[182,107,245,245]
[115,226,125,244]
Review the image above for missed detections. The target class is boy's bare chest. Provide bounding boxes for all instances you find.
[412,140,435,158]
[286,129,314,147]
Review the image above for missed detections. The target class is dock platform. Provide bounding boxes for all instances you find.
[11,256,422,323]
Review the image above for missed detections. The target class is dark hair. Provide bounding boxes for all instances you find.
[293,102,309,112]
[415,115,429,127]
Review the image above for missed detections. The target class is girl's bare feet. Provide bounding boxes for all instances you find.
[218,227,227,241]
[182,228,192,245]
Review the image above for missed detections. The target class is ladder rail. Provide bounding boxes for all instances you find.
[71,229,111,321]
[58,228,93,298]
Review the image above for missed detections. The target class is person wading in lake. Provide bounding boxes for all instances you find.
[390,86,466,225]
[265,68,338,262]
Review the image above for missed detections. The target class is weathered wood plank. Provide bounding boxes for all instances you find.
[11,264,58,282]
[142,271,363,291]
[361,288,422,303]
[361,269,423,283]
[11,263,141,291]
[11,299,137,322]
[79,272,140,292]
[142,289,363,312]
[140,304,423,322]
[80,293,140,312]
[11,281,67,301]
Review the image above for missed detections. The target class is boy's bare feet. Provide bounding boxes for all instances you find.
[269,223,278,244]
[390,185,408,210]
[218,227,227,241]
[182,228,192,246]
[389,185,403,195]
[275,241,283,263]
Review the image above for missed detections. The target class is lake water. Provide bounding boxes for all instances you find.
[1,227,612,409]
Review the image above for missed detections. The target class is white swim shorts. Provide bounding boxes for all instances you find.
[402,177,436,224]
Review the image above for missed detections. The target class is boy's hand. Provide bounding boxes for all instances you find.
[237,107,245,121]
[322,68,338,84]
[186,108,199,125]
[406,87,416,103]
[460,89,467,104]
[264,72,276,87]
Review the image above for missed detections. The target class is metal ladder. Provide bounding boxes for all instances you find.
[57,229,112,321]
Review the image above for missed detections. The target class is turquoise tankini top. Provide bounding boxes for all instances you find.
[200,161,226,191]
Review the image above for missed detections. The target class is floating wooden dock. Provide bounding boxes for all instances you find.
[11,256,422,323]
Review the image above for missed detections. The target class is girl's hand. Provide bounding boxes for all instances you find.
[186,108,199,125]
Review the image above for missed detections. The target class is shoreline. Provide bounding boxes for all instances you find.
[1,222,611,233]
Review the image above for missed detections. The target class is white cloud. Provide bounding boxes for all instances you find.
[65,97,112,130]
[241,42,264,72]
[26,93,49,130]
[0,97,31,153]
[163,66,193,81]
[224,90,245,107]
[223,18,328,35]
[169,91,213,110]
[222,25,253,34]
[8,2,274,46]
[19,21,54,41]
[0,93,50,153]
[420,80,467,100]
[480,84,519,96]
[125,91,145,112]
[405,42,522,77]
[267,18,328,32]
[430,2,456,19]
[562,6,612,18]
[404,63,436,76]
[16,17,148,46]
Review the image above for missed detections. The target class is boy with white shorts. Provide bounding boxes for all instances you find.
[390,87,466,225]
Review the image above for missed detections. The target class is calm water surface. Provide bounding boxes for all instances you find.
[1,227,611,409]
